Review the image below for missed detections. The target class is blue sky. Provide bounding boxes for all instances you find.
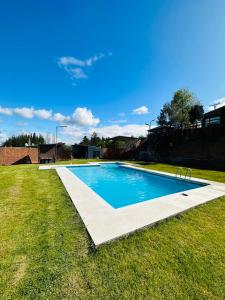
[0,0,225,143]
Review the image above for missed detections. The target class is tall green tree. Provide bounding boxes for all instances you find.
[90,132,101,146]
[170,89,196,128]
[157,103,172,126]
[189,104,204,126]
[80,136,90,146]
[157,89,199,129]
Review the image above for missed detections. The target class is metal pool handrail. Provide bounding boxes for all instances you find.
[185,168,192,180]
[176,167,183,178]
[176,167,192,180]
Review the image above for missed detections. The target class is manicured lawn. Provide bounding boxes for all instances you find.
[0,161,224,299]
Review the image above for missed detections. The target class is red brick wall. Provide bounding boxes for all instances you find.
[0,147,39,165]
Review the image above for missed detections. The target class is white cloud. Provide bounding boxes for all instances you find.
[85,53,105,66]
[208,97,225,111]
[61,126,86,144]
[58,52,111,83]
[118,112,125,117]
[58,53,105,68]
[54,108,100,127]
[71,107,100,127]
[133,106,149,115]
[13,107,52,120]
[34,109,52,120]
[93,124,148,138]
[70,68,88,79]
[0,131,7,144]
[61,124,148,144]
[14,107,34,119]
[0,106,13,116]
[58,56,86,67]
[0,105,100,128]
[16,122,28,126]
[53,112,67,123]
[108,119,127,124]
[215,97,225,106]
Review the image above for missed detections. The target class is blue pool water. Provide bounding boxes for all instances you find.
[67,163,205,209]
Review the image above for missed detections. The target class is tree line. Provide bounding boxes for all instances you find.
[2,133,45,147]
[79,132,144,148]
[79,132,116,147]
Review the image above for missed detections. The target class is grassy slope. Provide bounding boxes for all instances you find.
[0,161,224,300]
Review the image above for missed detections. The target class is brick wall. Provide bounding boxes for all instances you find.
[0,147,39,165]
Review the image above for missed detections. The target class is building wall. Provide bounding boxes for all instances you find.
[72,145,102,159]
[202,106,225,127]
[39,144,56,162]
[0,147,38,165]
[39,144,72,163]
[87,146,102,159]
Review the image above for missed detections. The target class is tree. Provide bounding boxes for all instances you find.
[157,89,198,129]
[157,103,172,126]
[90,132,101,146]
[114,140,126,150]
[80,136,89,146]
[189,104,204,126]
[3,133,45,147]
[102,137,113,148]
[169,89,196,128]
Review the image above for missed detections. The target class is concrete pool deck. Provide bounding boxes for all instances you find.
[39,163,225,247]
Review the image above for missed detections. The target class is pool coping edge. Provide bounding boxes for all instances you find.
[52,163,225,246]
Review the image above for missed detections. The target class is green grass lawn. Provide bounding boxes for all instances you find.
[0,161,224,299]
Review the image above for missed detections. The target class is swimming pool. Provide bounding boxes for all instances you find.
[67,163,205,208]
[41,163,224,245]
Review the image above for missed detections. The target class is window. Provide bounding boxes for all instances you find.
[205,116,220,126]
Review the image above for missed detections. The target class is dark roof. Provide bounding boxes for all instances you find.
[109,136,138,141]
[204,105,225,118]
[149,125,173,132]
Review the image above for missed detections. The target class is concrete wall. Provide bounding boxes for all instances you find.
[0,147,39,165]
